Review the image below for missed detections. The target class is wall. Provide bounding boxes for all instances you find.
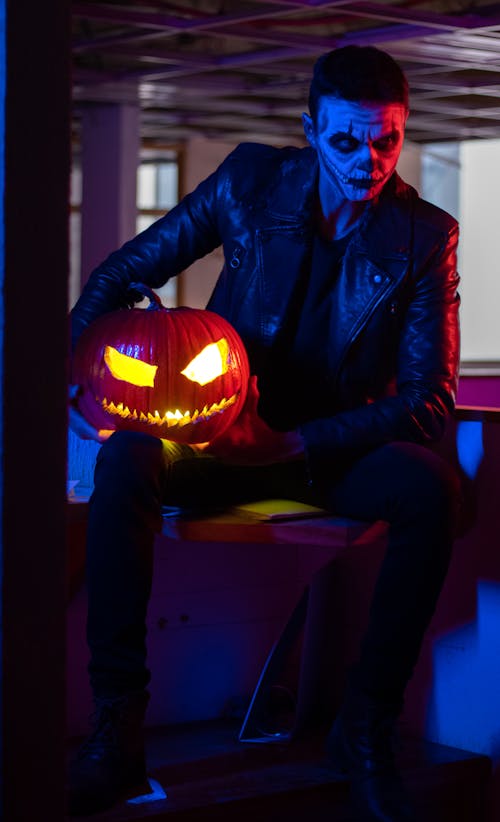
[421,139,500,365]
[458,376,500,409]
[397,139,422,192]
[460,140,500,361]
[177,136,238,309]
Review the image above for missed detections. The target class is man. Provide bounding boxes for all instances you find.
[69,45,461,821]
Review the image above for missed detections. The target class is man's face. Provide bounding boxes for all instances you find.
[303,97,408,203]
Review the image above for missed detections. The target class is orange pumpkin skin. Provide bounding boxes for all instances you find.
[72,293,250,444]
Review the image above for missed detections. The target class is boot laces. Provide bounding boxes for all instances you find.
[77,699,124,760]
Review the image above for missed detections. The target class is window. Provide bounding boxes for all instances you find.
[136,157,179,307]
[137,160,178,229]
[69,151,180,310]
[69,164,83,310]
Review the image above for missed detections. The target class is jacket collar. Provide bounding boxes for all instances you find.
[261,146,417,261]
[260,146,318,225]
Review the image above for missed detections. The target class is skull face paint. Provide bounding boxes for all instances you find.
[303,97,407,204]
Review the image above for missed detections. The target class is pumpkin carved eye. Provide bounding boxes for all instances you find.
[181,338,229,386]
[104,345,158,387]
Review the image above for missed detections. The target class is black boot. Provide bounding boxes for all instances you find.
[327,687,417,822]
[68,691,150,816]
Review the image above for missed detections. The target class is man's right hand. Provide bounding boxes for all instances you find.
[206,375,305,465]
[69,385,113,443]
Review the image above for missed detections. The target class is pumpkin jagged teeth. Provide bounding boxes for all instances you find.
[99,391,239,427]
[165,410,180,427]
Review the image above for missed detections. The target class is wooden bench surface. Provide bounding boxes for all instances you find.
[160,507,388,547]
[68,495,388,547]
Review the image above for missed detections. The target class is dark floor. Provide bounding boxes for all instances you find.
[66,719,492,822]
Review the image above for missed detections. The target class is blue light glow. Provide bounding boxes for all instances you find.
[426,581,500,759]
[126,777,167,805]
[456,419,484,479]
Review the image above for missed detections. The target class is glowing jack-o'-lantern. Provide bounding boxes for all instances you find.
[72,284,250,444]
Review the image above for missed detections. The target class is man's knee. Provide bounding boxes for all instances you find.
[96,431,165,484]
[388,442,460,527]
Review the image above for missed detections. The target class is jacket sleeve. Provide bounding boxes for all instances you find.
[300,223,460,469]
[70,162,227,351]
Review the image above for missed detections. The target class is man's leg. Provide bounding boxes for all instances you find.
[85,432,166,700]
[86,433,311,700]
[323,441,461,821]
[69,430,310,815]
[69,431,168,816]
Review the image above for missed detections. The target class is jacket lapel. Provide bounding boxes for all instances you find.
[255,154,415,379]
[255,224,312,343]
[328,248,409,380]
[327,192,414,380]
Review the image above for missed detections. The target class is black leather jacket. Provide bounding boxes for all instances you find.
[71,143,460,467]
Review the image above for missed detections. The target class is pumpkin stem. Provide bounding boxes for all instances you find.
[129,282,164,311]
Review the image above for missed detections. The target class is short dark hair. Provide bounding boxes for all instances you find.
[308,45,409,122]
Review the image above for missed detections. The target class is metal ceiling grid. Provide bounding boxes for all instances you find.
[72,1,500,146]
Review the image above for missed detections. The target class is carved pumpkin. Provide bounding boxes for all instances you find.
[72,285,250,444]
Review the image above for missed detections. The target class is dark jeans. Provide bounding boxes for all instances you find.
[85,431,461,705]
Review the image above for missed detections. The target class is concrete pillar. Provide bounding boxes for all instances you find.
[80,103,140,285]
[3,0,71,818]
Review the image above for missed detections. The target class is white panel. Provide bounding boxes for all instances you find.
[459,140,500,361]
